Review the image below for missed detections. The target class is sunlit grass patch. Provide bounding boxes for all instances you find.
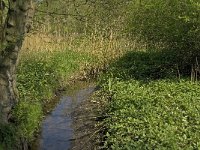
[1,48,96,148]
[98,50,200,149]
[101,79,200,149]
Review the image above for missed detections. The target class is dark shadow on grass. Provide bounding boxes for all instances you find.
[109,49,200,82]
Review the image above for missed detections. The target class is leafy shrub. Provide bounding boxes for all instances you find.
[128,0,200,65]
[102,79,200,149]
[100,51,179,83]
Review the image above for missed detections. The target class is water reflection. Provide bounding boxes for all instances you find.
[33,82,96,150]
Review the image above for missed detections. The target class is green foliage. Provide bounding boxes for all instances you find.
[17,50,92,101]
[0,124,16,150]
[102,79,200,149]
[99,50,200,149]
[128,0,200,64]
[15,49,92,139]
[35,0,130,36]
[13,102,42,140]
[0,49,93,148]
[98,4,200,148]
[51,50,93,84]
[17,57,56,101]
[101,51,177,82]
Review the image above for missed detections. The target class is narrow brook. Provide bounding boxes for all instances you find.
[32,82,96,150]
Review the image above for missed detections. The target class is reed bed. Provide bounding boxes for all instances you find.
[21,25,146,79]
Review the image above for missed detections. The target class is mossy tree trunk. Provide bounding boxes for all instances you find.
[0,0,35,124]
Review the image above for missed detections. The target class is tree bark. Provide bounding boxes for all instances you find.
[0,0,35,124]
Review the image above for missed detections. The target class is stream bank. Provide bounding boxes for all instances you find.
[30,81,101,150]
[71,87,103,150]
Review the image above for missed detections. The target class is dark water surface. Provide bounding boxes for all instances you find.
[32,82,96,150]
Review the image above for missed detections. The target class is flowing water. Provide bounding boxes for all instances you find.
[32,82,96,150]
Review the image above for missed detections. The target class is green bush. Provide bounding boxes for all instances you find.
[104,51,177,81]
[128,0,200,64]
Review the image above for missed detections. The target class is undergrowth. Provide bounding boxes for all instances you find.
[0,49,94,149]
[98,50,200,149]
[0,29,133,149]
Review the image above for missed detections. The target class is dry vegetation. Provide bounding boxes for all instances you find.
[20,24,140,81]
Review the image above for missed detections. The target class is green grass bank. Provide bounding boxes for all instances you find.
[0,29,133,149]
[0,49,95,149]
[98,50,200,149]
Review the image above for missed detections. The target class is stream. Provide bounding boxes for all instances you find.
[32,81,96,150]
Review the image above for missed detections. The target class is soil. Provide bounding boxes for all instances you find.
[71,91,103,150]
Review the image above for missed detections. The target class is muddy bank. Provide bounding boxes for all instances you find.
[31,81,101,150]
[71,87,103,150]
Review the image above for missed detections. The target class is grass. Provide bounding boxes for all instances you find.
[1,29,199,149]
[98,50,200,149]
[0,48,96,149]
[17,50,94,138]
[0,29,133,149]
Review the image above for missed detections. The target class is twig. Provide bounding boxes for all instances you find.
[176,64,180,81]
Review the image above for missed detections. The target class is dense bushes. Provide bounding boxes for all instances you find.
[103,51,177,81]
[128,0,200,65]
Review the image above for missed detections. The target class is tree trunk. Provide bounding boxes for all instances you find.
[0,0,35,124]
